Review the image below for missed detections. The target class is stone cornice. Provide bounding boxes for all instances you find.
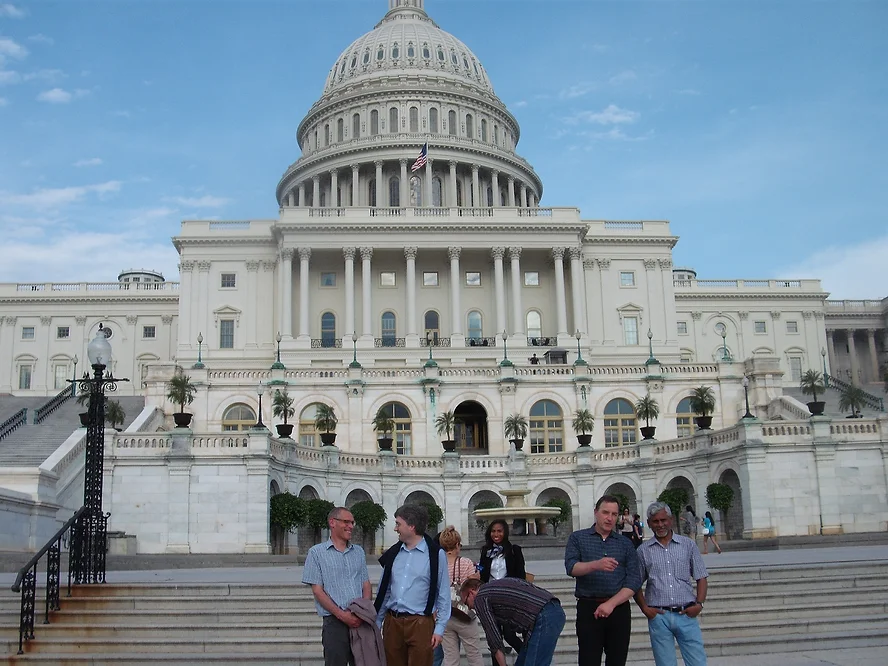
[583,235,679,248]
[0,295,179,305]
[674,292,829,301]
[173,236,277,251]
[274,221,588,236]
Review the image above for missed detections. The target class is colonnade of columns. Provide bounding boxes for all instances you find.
[282,160,538,209]
[825,328,885,385]
[277,244,586,344]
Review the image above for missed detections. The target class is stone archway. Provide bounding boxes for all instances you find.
[468,490,504,545]
[535,487,572,537]
[345,488,376,552]
[718,469,744,539]
[404,490,441,534]
[298,485,321,549]
[453,400,489,454]
[665,476,698,533]
[269,480,284,554]
[603,482,639,515]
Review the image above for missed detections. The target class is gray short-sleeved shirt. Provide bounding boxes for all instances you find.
[302,539,369,616]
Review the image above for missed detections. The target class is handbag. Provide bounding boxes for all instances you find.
[450,557,475,622]
[702,527,711,536]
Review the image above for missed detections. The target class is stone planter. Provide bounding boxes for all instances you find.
[694,416,713,430]
[441,439,457,452]
[320,433,337,446]
[640,426,657,440]
[79,412,90,427]
[173,412,193,428]
[576,434,592,447]
[275,423,294,438]
[807,401,825,416]
[509,438,524,451]
[377,436,393,451]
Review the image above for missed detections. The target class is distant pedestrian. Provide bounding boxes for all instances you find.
[701,511,722,555]
[632,513,644,549]
[460,577,565,666]
[375,504,450,666]
[619,508,634,541]
[634,501,709,666]
[478,519,526,656]
[680,506,698,540]
[438,526,483,666]
[302,506,372,666]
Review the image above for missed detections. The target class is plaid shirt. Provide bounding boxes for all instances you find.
[636,532,708,607]
[473,578,556,653]
[564,526,642,598]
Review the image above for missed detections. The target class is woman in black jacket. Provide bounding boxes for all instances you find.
[478,519,526,582]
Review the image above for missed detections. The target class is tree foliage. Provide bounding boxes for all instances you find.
[350,500,388,535]
[634,395,660,427]
[420,501,444,533]
[544,497,572,536]
[166,368,197,413]
[799,370,825,403]
[473,500,501,529]
[572,409,595,435]
[435,411,460,440]
[689,386,716,417]
[838,386,868,417]
[657,487,689,519]
[269,493,307,533]
[105,399,126,429]
[503,414,528,440]
[305,498,336,530]
[314,404,338,433]
[705,483,734,514]
[272,389,295,424]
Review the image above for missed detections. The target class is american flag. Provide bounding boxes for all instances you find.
[411,143,428,172]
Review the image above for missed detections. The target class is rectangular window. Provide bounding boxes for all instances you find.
[220,273,236,289]
[786,321,799,334]
[789,356,803,382]
[677,321,688,335]
[22,326,35,340]
[623,316,639,345]
[56,326,70,339]
[620,271,636,287]
[19,365,32,390]
[380,271,396,287]
[423,272,438,287]
[320,272,336,287]
[54,364,68,390]
[754,321,767,334]
[465,272,481,287]
[143,325,156,339]
[524,271,539,286]
[219,319,235,349]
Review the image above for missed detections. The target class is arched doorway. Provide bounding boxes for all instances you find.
[454,401,488,454]
[298,485,320,550]
[603,482,638,515]
[665,475,697,532]
[404,490,442,534]
[345,488,376,552]
[535,487,572,536]
[718,469,744,539]
[468,490,503,545]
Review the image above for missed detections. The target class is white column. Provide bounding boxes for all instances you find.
[280,249,294,338]
[344,247,356,338]
[330,169,338,208]
[312,176,320,208]
[298,248,311,340]
[424,158,433,207]
[848,330,860,385]
[197,261,210,347]
[405,247,418,340]
[569,247,585,336]
[509,247,523,335]
[471,165,480,208]
[867,329,879,383]
[449,161,457,207]
[351,164,360,206]
[491,170,499,206]
[374,161,383,208]
[400,159,409,208]
[552,247,568,336]
[492,247,506,333]
[246,261,260,347]
[361,247,373,338]
[449,247,462,335]
[507,177,516,207]
[520,184,527,208]
[826,329,837,376]
[298,183,306,207]
[177,261,195,345]
[286,191,294,207]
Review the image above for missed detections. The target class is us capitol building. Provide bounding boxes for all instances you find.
[1,0,886,554]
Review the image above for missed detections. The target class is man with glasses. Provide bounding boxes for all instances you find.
[303,506,372,666]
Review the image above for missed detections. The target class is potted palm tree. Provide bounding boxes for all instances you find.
[435,410,460,452]
[572,409,594,447]
[689,385,716,430]
[839,385,867,418]
[166,367,197,428]
[372,406,396,451]
[635,394,659,440]
[105,399,126,431]
[503,413,528,451]
[272,388,296,438]
[314,403,338,445]
[799,370,825,416]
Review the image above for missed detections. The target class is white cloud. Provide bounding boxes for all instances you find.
[779,235,888,300]
[0,4,25,18]
[559,82,597,100]
[564,104,640,125]
[27,34,53,45]
[36,87,87,103]
[0,36,27,60]
[609,70,637,85]
[0,181,122,209]
[165,195,230,208]
[0,68,17,84]
[24,68,65,83]
[73,157,103,167]
[513,100,528,108]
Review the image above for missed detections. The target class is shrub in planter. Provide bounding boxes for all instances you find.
[372,406,396,451]
[166,368,197,428]
[572,409,594,447]
[799,370,825,416]
[689,386,716,430]
[435,410,461,452]
[635,394,659,440]
[272,389,296,438]
[314,404,338,445]
[105,399,126,431]
[503,413,528,451]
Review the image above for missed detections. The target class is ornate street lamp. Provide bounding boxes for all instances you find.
[715,322,731,361]
[349,332,362,369]
[271,331,285,370]
[499,329,513,367]
[821,347,829,387]
[574,329,587,366]
[254,382,266,429]
[71,323,128,584]
[645,329,659,366]
[193,332,205,369]
[741,376,754,419]
[72,354,78,397]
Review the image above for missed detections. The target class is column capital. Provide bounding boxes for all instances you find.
[448,246,462,260]
[74,316,86,325]
[738,310,749,320]
[490,169,499,177]
[569,247,583,260]
[246,260,261,272]
[643,258,657,270]
[471,164,479,174]
[41,315,53,326]
[508,246,522,260]
[507,176,515,184]
[329,168,338,177]
[399,158,408,166]
[491,247,506,261]
[374,160,384,169]
[161,314,174,325]
[360,246,374,261]
[350,163,360,172]
[343,247,356,261]
[198,261,211,272]
[583,259,596,270]
[769,310,781,320]
[658,258,672,269]
[281,248,295,261]
[299,247,312,261]
[179,260,196,272]
[595,257,611,269]
[262,260,277,271]
[866,328,878,336]
[125,315,137,326]
[312,174,320,183]
[551,247,566,261]
[449,160,457,169]
[404,246,418,260]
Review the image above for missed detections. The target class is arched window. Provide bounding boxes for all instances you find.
[465,114,474,139]
[313,130,318,150]
[379,401,412,454]
[381,311,396,346]
[451,50,458,66]
[437,46,445,62]
[407,42,415,58]
[370,110,379,135]
[337,118,344,142]
[321,312,336,347]
[676,397,694,438]
[432,177,443,207]
[299,403,323,447]
[448,110,457,136]
[392,42,400,59]
[494,124,499,146]
[486,185,493,207]
[424,311,440,344]
[456,180,463,207]
[389,176,400,207]
[409,176,422,207]
[604,398,637,447]
[422,43,430,60]
[526,311,542,340]
[368,179,376,207]
[389,107,399,134]
[363,49,370,65]
[324,123,330,146]
[409,106,419,132]
[429,108,439,134]
[377,45,385,61]
[529,400,563,453]
[481,119,488,142]
[467,311,483,341]
[349,54,357,70]
[222,403,256,432]
[352,113,360,140]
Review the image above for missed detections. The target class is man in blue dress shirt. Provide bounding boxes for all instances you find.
[374,504,450,666]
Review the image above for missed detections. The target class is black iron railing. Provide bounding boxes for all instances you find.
[527,336,557,347]
[824,373,885,412]
[11,505,109,654]
[0,407,27,441]
[420,337,451,348]
[310,338,343,348]
[374,337,406,348]
[466,337,497,347]
[33,386,73,424]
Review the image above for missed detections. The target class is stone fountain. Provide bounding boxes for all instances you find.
[472,488,561,536]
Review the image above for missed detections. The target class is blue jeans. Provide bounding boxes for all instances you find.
[433,643,444,666]
[515,600,565,666]
[647,612,707,666]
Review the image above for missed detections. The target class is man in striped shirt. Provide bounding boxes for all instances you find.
[634,502,709,666]
[460,577,565,666]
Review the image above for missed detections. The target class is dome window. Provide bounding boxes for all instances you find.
[350,54,357,70]
[462,55,470,70]
[363,50,370,65]
[392,42,400,59]
[472,60,480,76]
[429,108,439,133]
[437,47,445,62]
[451,50,458,66]
[370,110,379,136]
[339,59,347,75]
[422,44,431,60]
[407,42,415,58]
[377,45,385,61]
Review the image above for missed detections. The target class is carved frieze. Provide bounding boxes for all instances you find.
[40,316,52,326]
[643,259,657,270]
[161,315,174,325]
[246,260,261,272]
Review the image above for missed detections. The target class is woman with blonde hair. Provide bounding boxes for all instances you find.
[438,525,484,666]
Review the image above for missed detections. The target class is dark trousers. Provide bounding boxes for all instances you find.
[322,614,354,666]
[576,598,631,666]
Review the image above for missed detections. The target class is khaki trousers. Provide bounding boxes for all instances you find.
[442,616,484,666]
[383,613,435,666]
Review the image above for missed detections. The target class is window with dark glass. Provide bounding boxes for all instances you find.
[381,311,396,347]
[321,312,336,348]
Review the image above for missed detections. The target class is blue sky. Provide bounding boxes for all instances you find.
[1,0,886,298]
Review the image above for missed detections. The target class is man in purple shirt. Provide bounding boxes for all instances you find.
[634,501,709,666]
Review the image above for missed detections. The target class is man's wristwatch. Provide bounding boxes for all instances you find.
[695,601,704,608]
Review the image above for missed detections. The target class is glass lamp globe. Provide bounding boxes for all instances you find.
[87,326,112,367]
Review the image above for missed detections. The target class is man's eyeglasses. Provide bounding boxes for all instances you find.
[334,518,355,526]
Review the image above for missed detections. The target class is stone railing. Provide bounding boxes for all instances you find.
[768,396,810,421]
[115,435,172,450]
[3,282,179,295]
[672,279,820,291]
[207,370,272,381]
[527,452,577,467]
[830,419,881,439]
[591,447,640,461]
[825,299,885,313]
[653,439,696,455]
[459,456,508,470]
[760,422,812,442]
[515,367,575,377]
